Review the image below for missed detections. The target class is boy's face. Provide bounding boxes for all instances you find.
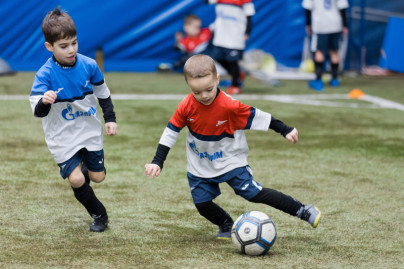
[187,73,220,106]
[184,20,201,37]
[45,36,78,65]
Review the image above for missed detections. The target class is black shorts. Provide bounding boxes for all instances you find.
[311,32,342,53]
[210,46,243,62]
[57,148,104,179]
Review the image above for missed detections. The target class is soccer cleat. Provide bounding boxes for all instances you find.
[216,218,234,240]
[308,79,324,92]
[329,78,340,87]
[225,86,241,95]
[298,205,321,228]
[90,214,108,232]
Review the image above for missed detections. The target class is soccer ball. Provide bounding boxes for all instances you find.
[231,211,277,256]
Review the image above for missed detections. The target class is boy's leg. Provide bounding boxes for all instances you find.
[188,172,233,239]
[329,32,342,86]
[249,188,321,228]
[248,187,302,216]
[195,201,233,239]
[314,51,324,80]
[69,166,108,232]
[308,34,325,91]
[226,166,321,228]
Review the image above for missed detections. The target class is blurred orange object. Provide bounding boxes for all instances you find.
[348,89,365,99]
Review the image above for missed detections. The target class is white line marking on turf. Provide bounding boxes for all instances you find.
[2,94,404,111]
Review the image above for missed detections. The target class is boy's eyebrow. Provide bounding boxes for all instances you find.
[58,38,77,45]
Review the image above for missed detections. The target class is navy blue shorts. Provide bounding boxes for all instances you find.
[312,32,342,53]
[187,166,263,204]
[210,46,243,62]
[57,148,105,179]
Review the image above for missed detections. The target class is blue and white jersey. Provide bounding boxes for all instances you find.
[29,53,111,164]
[302,0,349,34]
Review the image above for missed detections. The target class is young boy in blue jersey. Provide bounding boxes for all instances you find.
[145,54,321,239]
[29,8,118,232]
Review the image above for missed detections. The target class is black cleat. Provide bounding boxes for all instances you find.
[90,214,108,232]
[216,218,234,240]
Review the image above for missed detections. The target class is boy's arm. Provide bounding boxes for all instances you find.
[269,116,298,144]
[340,9,348,35]
[98,96,117,136]
[269,116,294,137]
[34,98,52,117]
[305,9,312,35]
[245,16,253,38]
[145,122,182,178]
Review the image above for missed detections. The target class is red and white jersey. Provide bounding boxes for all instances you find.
[302,0,349,34]
[208,0,255,50]
[177,28,212,53]
[158,90,271,178]
[177,28,212,54]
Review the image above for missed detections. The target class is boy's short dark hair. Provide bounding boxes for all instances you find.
[184,54,217,82]
[42,8,76,44]
[184,14,201,25]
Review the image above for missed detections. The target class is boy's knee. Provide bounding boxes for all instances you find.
[89,170,106,183]
[68,172,85,188]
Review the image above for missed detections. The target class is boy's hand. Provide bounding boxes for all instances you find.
[145,163,161,179]
[285,128,298,144]
[42,91,57,105]
[175,32,183,42]
[105,122,118,136]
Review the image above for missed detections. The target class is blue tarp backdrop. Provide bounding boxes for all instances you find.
[0,0,403,72]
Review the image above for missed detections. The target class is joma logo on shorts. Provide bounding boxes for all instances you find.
[62,104,96,121]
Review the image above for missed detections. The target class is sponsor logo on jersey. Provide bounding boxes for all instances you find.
[62,104,97,121]
[189,139,223,162]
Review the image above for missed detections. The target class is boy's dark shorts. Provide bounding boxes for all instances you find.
[312,32,342,53]
[210,46,243,61]
[187,166,263,204]
[57,148,105,179]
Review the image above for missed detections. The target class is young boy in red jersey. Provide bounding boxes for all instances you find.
[206,0,254,95]
[158,14,212,71]
[145,54,321,239]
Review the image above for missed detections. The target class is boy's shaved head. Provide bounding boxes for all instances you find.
[184,54,217,82]
[42,7,76,44]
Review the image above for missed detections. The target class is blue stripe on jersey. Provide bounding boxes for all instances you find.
[188,127,234,142]
[54,91,94,103]
[167,122,183,132]
[30,91,46,96]
[244,107,255,129]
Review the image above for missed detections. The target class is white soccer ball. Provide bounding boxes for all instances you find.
[231,211,277,256]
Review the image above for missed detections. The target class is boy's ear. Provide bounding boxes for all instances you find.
[216,73,220,84]
[44,42,54,52]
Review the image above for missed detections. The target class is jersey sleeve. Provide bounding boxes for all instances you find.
[233,101,271,131]
[337,0,349,9]
[90,61,111,99]
[158,99,188,148]
[302,0,313,10]
[243,0,255,16]
[29,70,50,115]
